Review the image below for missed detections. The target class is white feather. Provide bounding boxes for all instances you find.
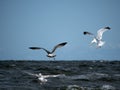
[97,27,110,40]
[84,26,110,48]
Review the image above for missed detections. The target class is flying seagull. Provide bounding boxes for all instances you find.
[24,71,65,84]
[83,26,111,48]
[29,42,67,60]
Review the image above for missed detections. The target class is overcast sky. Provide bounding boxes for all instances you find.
[0,0,120,60]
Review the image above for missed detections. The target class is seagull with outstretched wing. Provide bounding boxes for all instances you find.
[29,42,67,60]
[23,71,65,84]
[83,26,111,48]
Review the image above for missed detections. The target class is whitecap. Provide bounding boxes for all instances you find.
[66,85,87,90]
[101,85,116,90]
[66,73,110,81]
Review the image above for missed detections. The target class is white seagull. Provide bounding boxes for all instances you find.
[24,72,64,84]
[29,42,67,60]
[83,26,111,48]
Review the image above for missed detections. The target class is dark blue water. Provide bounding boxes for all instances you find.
[0,60,120,90]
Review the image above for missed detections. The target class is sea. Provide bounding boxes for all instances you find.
[0,60,120,90]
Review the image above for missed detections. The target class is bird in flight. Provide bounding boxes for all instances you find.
[23,71,65,84]
[29,42,67,60]
[83,26,111,48]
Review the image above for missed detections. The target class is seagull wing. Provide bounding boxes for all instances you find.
[51,42,67,53]
[44,74,63,78]
[97,27,111,40]
[29,47,41,50]
[83,31,97,41]
[29,47,50,54]
[83,31,94,35]
[23,71,39,77]
[40,48,51,54]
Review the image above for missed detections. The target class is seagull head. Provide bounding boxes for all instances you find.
[38,73,42,77]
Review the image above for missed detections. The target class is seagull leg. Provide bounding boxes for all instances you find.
[96,46,101,49]
[53,57,55,60]
[48,57,50,61]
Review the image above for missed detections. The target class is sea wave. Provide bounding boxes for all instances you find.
[0,61,119,90]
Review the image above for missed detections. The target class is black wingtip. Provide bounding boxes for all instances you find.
[83,31,93,35]
[62,42,67,45]
[60,42,67,46]
[83,32,88,35]
[29,47,41,50]
[104,27,111,30]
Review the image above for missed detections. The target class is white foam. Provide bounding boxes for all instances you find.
[101,85,116,90]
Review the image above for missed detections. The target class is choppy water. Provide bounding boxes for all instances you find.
[0,60,120,90]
